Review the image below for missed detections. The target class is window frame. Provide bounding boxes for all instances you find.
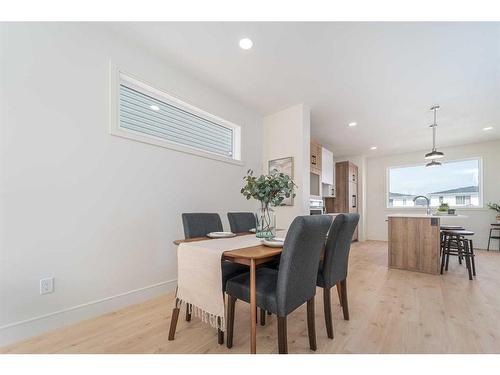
[109,63,243,166]
[385,157,484,210]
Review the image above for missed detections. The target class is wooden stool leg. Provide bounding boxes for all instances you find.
[323,287,334,339]
[340,279,349,321]
[306,297,317,351]
[277,316,288,354]
[440,234,447,274]
[260,308,266,326]
[226,296,236,349]
[469,239,476,276]
[168,306,180,341]
[445,235,453,271]
[462,240,473,281]
[185,303,192,321]
[487,229,492,251]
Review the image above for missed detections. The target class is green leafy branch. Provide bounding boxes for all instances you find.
[240,169,297,207]
[487,203,500,213]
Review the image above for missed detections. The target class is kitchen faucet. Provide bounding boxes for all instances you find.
[413,195,431,215]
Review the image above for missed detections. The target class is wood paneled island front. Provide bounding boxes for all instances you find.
[388,214,442,275]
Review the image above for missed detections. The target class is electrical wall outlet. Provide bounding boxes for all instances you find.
[40,277,54,295]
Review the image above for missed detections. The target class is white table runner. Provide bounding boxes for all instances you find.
[175,234,265,331]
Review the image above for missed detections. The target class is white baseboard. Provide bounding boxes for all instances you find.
[0,279,177,347]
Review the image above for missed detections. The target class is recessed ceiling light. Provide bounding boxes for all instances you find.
[149,105,160,111]
[483,126,493,131]
[239,38,253,50]
[348,122,357,127]
[370,146,377,150]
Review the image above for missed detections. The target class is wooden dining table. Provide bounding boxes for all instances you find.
[172,233,282,354]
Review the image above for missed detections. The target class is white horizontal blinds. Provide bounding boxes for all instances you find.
[119,83,234,158]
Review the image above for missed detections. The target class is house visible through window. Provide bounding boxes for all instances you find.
[112,71,241,163]
[456,195,471,206]
[387,158,481,208]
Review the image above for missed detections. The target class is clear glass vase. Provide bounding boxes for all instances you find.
[256,203,276,239]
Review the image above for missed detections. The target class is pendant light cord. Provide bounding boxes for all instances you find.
[432,108,437,151]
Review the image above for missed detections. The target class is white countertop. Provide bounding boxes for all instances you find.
[387,214,467,219]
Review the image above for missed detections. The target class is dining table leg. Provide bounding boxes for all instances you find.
[250,258,257,354]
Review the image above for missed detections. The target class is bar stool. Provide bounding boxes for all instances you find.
[487,224,500,251]
[440,229,476,280]
[440,225,464,259]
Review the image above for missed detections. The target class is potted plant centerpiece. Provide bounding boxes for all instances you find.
[241,169,296,239]
[487,203,500,223]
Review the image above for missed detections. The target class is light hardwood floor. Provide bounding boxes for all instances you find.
[2,241,500,354]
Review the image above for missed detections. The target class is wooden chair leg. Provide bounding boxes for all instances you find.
[267,310,272,316]
[260,308,266,326]
[340,279,349,320]
[323,287,333,339]
[168,307,180,341]
[336,282,342,306]
[306,297,317,351]
[277,316,288,354]
[217,316,224,345]
[226,295,236,348]
[185,303,192,321]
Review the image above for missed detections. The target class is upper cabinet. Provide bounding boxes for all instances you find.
[321,147,334,185]
[310,141,322,176]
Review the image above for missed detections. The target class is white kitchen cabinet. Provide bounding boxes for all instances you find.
[321,147,334,185]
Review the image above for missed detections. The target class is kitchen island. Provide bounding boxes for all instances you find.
[387,214,466,275]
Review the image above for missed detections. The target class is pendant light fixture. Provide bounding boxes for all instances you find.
[425,105,444,167]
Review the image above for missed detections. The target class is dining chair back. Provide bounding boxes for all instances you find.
[277,215,333,317]
[320,213,360,289]
[227,212,256,233]
[181,213,223,239]
[317,213,359,339]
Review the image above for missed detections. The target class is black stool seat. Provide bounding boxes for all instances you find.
[442,229,474,236]
[440,225,464,230]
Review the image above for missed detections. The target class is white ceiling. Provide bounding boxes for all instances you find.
[108,22,500,157]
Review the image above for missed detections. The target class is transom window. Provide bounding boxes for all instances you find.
[387,158,481,208]
[111,70,241,163]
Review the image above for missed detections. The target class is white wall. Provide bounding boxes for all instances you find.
[0,23,263,345]
[366,140,500,249]
[262,104,310,228]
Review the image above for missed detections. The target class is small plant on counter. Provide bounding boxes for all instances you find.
[437,203,450,213]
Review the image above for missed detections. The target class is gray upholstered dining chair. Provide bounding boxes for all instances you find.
[180,213,248,344]
[225,215,333,354]
[181,212,223,239]
[227,212,256,233]
[317,213,359,339]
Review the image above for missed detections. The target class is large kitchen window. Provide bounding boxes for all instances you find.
[110,69,242,164]
[387,158,481,208]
